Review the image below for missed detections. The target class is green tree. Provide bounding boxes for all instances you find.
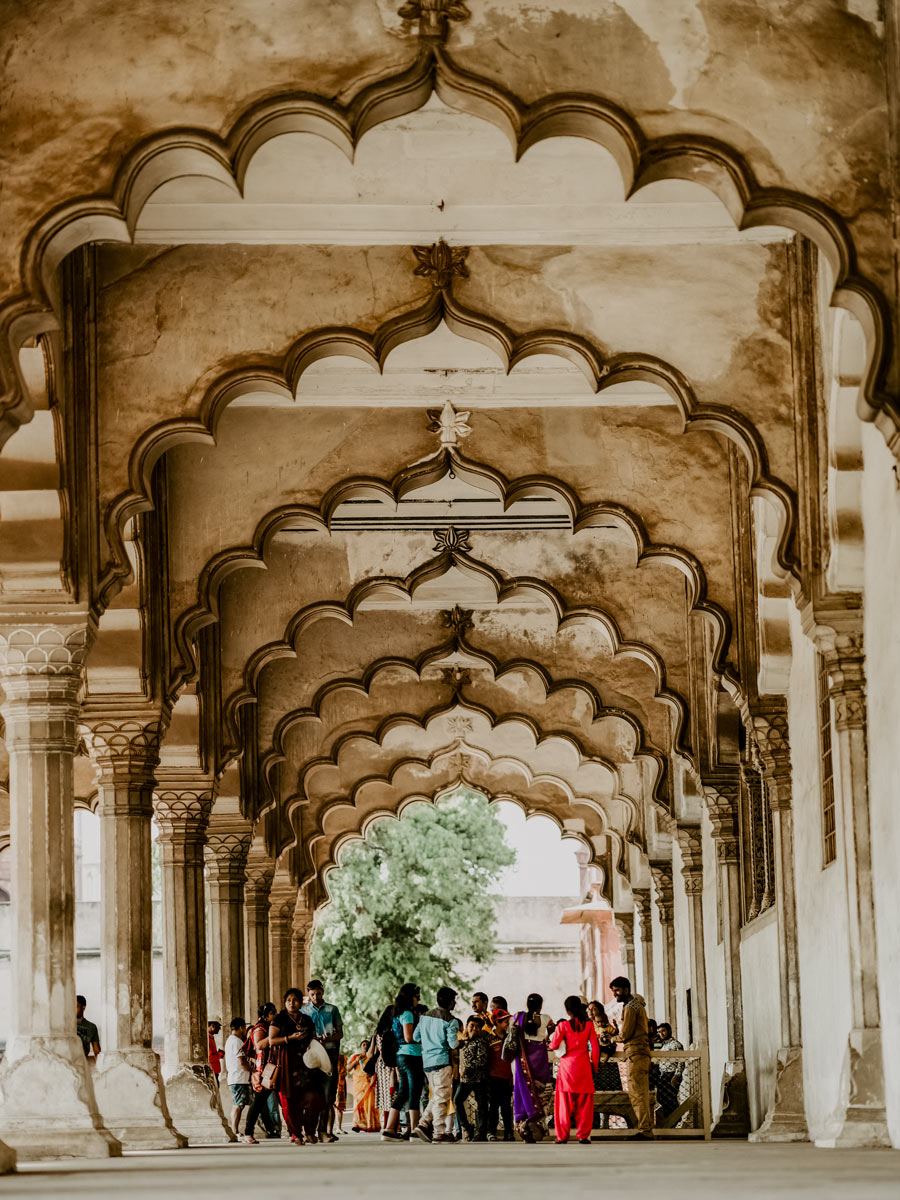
[311,789,515,1042]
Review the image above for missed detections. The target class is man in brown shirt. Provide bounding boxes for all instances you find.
[610,976,654,1138]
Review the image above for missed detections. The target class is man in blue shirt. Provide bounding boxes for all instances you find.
[302,979,343,1142]
[413,987,461,1142]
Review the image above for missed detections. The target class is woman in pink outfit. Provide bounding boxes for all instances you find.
[549,996,600,1143]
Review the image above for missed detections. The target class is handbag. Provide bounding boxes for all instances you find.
[363,1048,380,1076]
[501,1020,520,1063]
[261,1060,279,1090]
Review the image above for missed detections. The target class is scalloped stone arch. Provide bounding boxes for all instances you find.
[172,450,735,696]
[225,568,689,762]
[2,42,894,458]
[98,293,799,609]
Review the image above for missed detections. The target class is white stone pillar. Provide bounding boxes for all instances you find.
[81,712,185,1150]
[748,701,808,1141]
[704,773,750,1137]
[205,817,253,1026]
[244,862,274,1015]
[0,617,117,1162]
[268,887,296,1001]
[815,629,889,1146]
[676,826,708,1046]
[650,863,678,1036]
[154,777,234,1144]
[614,912,636,986]
[633,887,655,1016]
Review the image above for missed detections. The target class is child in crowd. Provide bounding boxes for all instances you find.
[454,1015,491,1141]
[486,1008,514,1142]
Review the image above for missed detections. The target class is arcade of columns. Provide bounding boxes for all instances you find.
[2,0,900,1167]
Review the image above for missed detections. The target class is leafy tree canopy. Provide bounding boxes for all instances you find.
[311,789,515,1043]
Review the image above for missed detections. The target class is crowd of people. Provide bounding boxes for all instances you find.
[198,974,684,1146]
[76,973,683,1146]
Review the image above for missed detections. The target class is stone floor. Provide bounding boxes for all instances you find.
[1,1137,898,1200]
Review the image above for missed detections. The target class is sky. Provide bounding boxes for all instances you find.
[493,800,581,897]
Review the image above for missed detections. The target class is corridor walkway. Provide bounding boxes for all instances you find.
[2,1140,897,1200]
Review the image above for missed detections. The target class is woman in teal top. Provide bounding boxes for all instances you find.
[380,983,425,1139]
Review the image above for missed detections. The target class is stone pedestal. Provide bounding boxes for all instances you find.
[206,817,253,1025]
[83,712,185,1150]
[154,779,234,1144]
[244,862,274,1014]
[0,618,119,1161]
[751,701,809,1142]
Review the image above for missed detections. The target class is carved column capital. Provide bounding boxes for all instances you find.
[750,698,793,811]
[811,613,866,732]
[676,825,704,893]
[633,887,653,935]
[205,818,253,885]
[81,710,168,816]
[614,912,635,945]
[0,616,95,749]
[153,778,215,845]
[650,862,674,924]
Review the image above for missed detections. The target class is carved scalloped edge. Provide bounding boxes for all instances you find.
[238,647,671,808]
[0,43,894,458]
[267,706,642,841]
[286,745,630,901]
[97,286,799,614]
[170,448,736,704]
[219,566,689,767]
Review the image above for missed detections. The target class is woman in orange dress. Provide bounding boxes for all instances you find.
[549,996,600,1144]
[348,1038,380,1132]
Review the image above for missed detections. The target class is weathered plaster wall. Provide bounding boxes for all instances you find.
[860,422,900,1145]
[739,909,781,1129]
[700,812,728,1123]
[788,603,853,1142]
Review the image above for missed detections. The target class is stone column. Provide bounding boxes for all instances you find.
[244,861,274,1014]
[633,888,655,1015]
[704,773,750,1137]
[268,886,296,1001]
[0,616,117,1162]
[676,826,708,1046]
[205,817,253,1026]
[614,912,636,986]
[81,711,185,1150]
[650,863,678,1036]
[154,777,234,1144]
[749,699,808,1142]
[815,629,889,1146]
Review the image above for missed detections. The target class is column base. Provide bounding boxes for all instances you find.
[749,1046,808,1143]
[94,1049,187,1150]
[712,1062,750,1138]
[0,1142,14,1174]
[815,1029,890,1148]
[0,1038,121,1159]
[162,1064,236,1145]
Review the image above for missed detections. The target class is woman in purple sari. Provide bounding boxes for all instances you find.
[511,993,555,1142]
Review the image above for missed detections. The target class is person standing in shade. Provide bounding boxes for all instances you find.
[486,1007,514,1141]
[549,996,600,1144]
[413,987,460,1143]
[509,992,555,1142]
[208,1018,225,1085]
[454,1014,490,1141]
[382,982,424,1140]
[76,995,100,1065]
[269,988,329,1144]
[655,1022,685,1117]
[609,976,654,1139]
[301,978,343,1143]
[246,1002,281,1140]
[225,1016,254,1142]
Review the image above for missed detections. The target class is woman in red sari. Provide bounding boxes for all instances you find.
[268,988,328,1144]
[549,996,600,1144]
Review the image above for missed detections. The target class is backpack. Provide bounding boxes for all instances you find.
[381,1018,399,1068]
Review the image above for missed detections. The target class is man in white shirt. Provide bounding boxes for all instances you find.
[224,1017,255,1142]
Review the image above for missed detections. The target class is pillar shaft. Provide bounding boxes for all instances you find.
[268,890,296,1001]
[676,827,708,1047]
[650,863,678,1036]
[244,866,274,1014]
[154,776,233,1144]
[815,630,889,1146]
[81,711,184,1149]
[614,913,636,988]
[704,775,750,1137]
[749,699,808,1142]
[206,819,252,1025]
[633,888,655,1015]
[0,617,116,1161]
